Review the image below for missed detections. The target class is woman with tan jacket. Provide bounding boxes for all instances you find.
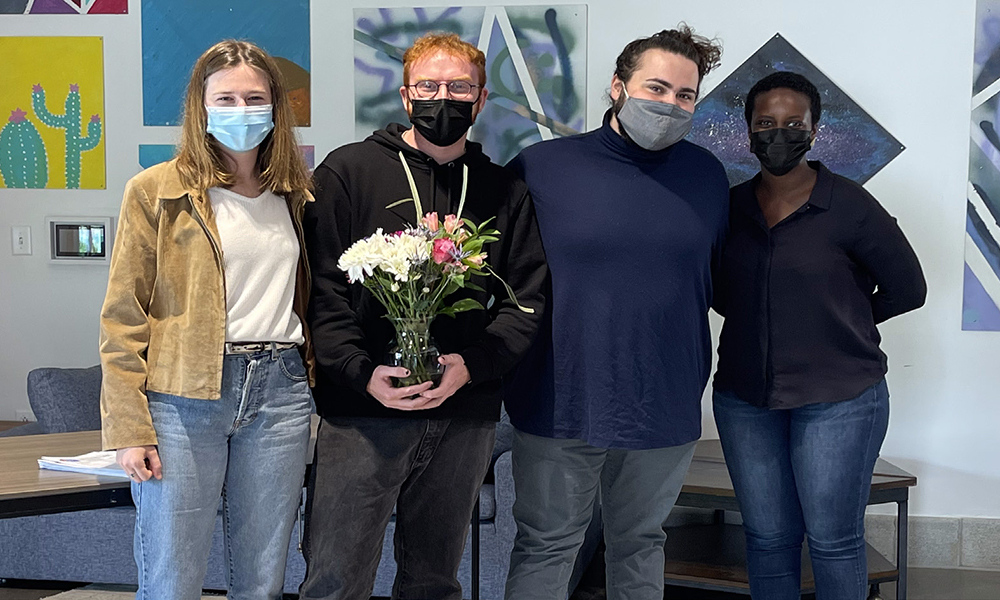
[99,40,314,599]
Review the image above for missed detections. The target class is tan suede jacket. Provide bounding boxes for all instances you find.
[99,159,315,450]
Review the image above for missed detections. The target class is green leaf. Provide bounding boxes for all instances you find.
[385,197,415,210]
[449,298,485,313]
[465,281,486,292]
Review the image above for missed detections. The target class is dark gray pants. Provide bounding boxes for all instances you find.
[300,416,496,600]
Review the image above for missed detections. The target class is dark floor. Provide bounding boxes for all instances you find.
[4,569,1000,600]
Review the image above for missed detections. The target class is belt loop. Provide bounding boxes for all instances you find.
[270,342,279,360]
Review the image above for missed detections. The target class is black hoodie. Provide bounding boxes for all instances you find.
[304,124,548,421]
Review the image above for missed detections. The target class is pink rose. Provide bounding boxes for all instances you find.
[421,212,440,232]
[432,238,457,264]
[444,214,461,235]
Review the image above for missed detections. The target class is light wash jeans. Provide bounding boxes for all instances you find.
[713,379,890,600]
[505,429,696,600]
[131,345,313,600]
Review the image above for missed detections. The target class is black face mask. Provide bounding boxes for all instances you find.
[750,128,812,176]
[408,98,476,147]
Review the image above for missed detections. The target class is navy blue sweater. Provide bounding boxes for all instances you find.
[505,112,729,449]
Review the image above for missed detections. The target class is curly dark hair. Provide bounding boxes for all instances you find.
[744,71,822,127]
[614,24,723,85]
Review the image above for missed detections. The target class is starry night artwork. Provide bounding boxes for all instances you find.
[687,33,904,187]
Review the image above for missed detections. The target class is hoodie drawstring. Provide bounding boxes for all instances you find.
[397,150,468,223]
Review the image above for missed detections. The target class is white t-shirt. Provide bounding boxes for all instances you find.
[208,186,304,344]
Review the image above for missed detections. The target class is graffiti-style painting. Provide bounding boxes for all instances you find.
[688,33,903,187]
[0,0,126,14]
[964,1,1000,330]
[0,36,105,189]
[141,0,310,126]
[138,144,315,172]
[355,5,586,166]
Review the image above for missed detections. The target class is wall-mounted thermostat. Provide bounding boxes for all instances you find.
[45,217,114,264]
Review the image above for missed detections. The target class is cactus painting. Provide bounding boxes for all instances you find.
[0,108,48,188]
[0,36,105,189]
[32,84,102,189]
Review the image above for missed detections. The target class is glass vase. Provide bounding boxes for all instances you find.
[386,316,444,388]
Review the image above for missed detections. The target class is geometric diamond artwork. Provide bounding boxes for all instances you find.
[354,5,587,166]
[964,0,1000,330]
[0,0,126,14]
[687,33,904,187]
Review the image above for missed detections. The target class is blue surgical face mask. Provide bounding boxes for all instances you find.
[205,105,274,152]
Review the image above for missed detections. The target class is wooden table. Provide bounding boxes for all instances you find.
[0,430,131,519]
[0,418,321,521]
[666,439,916,599]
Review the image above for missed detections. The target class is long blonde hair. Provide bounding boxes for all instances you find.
[175,40,310,195]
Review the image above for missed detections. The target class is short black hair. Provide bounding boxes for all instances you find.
[744,71,822,127]
[615,24,723,85]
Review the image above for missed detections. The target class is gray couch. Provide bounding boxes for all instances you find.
[0,366,536,598]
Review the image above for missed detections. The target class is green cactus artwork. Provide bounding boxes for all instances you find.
[31,83,102,189]
[0,108,48,188]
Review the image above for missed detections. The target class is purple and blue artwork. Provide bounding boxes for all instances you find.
[964,0,1000,331]
[0,0,126,14]
[688,33,904,187]
[354,6,586,166]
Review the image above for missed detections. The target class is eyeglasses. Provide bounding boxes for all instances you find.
[406,80,481,100]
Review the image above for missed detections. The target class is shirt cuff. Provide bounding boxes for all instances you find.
[458,345,494,386]
[342,353,376,397]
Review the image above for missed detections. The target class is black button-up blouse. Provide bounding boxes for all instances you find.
[713,161,926,409]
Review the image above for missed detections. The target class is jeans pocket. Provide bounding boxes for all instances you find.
[277,349,309,382]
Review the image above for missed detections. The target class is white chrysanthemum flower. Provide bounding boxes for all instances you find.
[338,237,377,283]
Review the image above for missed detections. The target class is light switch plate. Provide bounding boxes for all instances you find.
[11,226,31,255]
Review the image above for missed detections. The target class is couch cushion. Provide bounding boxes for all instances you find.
[27,365,102,433]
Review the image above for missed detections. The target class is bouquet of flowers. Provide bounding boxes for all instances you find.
[338,211,530,387]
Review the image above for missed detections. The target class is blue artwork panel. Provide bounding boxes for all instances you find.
[688,33,903,186]
[138,144,175,169]
[141,0,310,126]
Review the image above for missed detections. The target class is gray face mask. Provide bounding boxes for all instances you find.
[615,87,693,151]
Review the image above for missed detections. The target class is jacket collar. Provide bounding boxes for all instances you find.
[156,158,314,207]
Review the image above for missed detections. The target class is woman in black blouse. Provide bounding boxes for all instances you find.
[712,71,926,600]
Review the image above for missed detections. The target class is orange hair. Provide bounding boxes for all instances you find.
[402,33,487,87]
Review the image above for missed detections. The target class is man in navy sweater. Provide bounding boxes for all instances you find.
[504,26,728,600]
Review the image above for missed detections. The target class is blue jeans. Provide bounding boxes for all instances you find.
[712,380,890,600]
[505,429,697,600]
[132,346,313,600]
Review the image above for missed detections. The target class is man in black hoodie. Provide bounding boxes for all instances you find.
[299,33,547,600]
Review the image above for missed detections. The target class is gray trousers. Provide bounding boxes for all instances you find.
[300,416,495,600]
[504,429,696,600]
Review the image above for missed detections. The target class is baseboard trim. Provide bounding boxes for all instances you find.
[664,507,1000,571]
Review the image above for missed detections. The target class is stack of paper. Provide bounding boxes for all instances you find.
[38,450,129,478]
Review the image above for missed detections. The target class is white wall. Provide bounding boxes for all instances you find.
[1,0,995,519]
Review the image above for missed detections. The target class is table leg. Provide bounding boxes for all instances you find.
[896,497,908,600]
[472,496,480,600]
